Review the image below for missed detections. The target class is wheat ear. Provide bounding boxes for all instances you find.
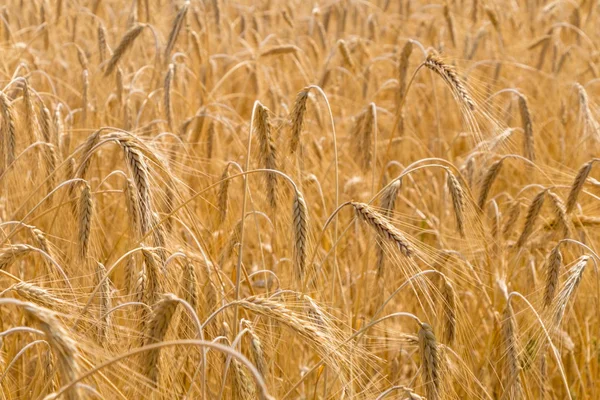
[518,94,535,162]
[447,170,466,237]
[78,182,93,259]
[290,88,309,153]
[143,293,179,386]
[565,160,593,214]
[442,280,457,345]
[477,159,504,211]
[547,191,569,238]
[254,103,278,209]
[543,245,562,309]
[104,24,145,76]
[352,202,412,257]
[293,190,309,283]
[241,319,267,378]
[502,302,523,400]
[0,92,16,168]
[553,256,589,327]
[164,2,189,63]
[164,63,174,130]
[95,262,112,345]
[424,52,475,111]
[418,322,440,400]
[217,164,230,225]
[24,304,81,400]
[516,189,546,248]
[376,179,402,278]
[97,23,108,65]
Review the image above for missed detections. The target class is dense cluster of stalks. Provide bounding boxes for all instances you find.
[1,0,600,399]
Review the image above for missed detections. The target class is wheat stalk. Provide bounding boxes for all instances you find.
[164,63,174,130]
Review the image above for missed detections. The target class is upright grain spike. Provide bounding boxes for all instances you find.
[0,92,16,168]
[293,190,309,283]
[254,103,278,210]
[78,182,93,260]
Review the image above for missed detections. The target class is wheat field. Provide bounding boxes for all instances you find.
[0,0,599,399]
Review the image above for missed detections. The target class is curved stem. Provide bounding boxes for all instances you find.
[507,291,572,400]
[50,340,273,400]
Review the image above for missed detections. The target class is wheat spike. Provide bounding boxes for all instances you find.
[518,94,535,162]
[143,293,179,386]
[352,202,412,257]
[565,160,593,214]
[447,171,466,237]
[477,159,504,211]
[376,179,402,278]
[104,24,145,76]
[418,322,440,400]
[516,189,546,248]
[502,302,523,400]
[543,245,562,309]
[164,2,189,63]
[217,165,230,225]
[293,190,309,282]
[553,256,589,327]
[290,88,309,154]
[254,103,278,210]
[24,304,82,400]
[0,92,16,168]
[424,52,475,111]
[78,182,93,259]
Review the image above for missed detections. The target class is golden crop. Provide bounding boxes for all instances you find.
[0,1,598,399]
